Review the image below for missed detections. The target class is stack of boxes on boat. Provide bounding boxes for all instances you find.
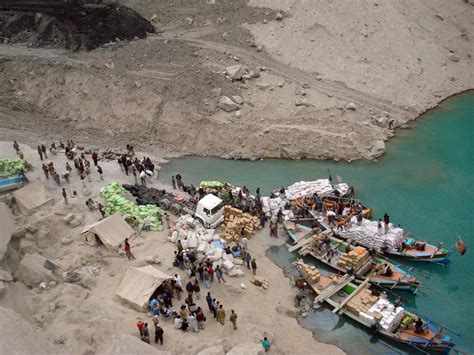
[221,206,260,242]
[336,247,370,270]
[347,289,404,333]
[297,262,321,284]
[338,217,404,252]
[283,179,350,200]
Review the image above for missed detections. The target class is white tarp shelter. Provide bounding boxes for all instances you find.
[116,265,172,310]
[80,213,134,251]
[13,182,53,215]
[0,203,15,260]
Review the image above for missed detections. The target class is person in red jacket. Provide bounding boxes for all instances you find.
[124,238,135,260]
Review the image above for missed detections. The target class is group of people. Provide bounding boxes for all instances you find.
[117,153,156,186]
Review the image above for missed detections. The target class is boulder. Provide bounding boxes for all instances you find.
[69,217,84,228]
[62,271,81,283]
[370,140,386,157]
[345,102,357,110]
[211,88,222,97]
[295,97,311,107]
[20,239,40,255]
[61,238,73,246]
[14,253,56,288]
[218,96,241,112]
[448,52,460,62]
[226,65,247,81]
[275,12,283,21]
[0,270,13,282]
[231,95,244,105]
[63,213,75,224]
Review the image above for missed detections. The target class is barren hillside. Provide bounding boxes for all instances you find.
[0,0,472,161]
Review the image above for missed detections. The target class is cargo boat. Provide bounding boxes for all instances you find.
[286,224,420,293]
[294,260,455,353]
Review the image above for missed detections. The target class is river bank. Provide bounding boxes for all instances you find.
[0,139,343,354]
[160,91,474,353]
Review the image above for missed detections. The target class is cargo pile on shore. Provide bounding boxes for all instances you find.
[222,205,261,242]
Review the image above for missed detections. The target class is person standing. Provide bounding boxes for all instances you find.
[251,258,257,275]
[171,175,176,189]
[245,251,252,270]
[229,309,238,330]
[53,172,60,186]
[42,163,49,179]
[193,280,201,299]
[80,174,86,188]
[62,188,68,205]
[41,144,48,159]
[92,151,98,166]
[164,213,170,229]
[261,337,271,352]
[216,305,226,326]
[206,292,213,313]
[97,165,104,181]
[154,324,164,345]
[215,265,226,283]
[196,307,206,329]
[98,203,106,218]
[383,213,390,233]
[124,238,135,260]
[36,145,43,161]
[377,219,383,236]
[13,141,20,154]
[140,323,150,344]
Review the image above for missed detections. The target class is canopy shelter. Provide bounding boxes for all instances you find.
[80,213,134,251]
[0,203,15,260]
[116,265,173,310]
[13,181,53,215]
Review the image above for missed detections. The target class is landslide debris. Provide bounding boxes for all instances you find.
[0,4,155,50]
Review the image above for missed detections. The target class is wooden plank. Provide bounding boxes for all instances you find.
[333,277,370,314]
[313,275,355,305]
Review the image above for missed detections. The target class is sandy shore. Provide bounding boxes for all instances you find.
[0,138,344,355]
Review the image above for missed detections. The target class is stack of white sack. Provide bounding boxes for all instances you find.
[261,196,291,218]
[168,215,245,277]
[284,179,350,200]
[338,217,404,251]
[368,299,404,333]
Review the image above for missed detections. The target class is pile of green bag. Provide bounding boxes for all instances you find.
[0,158,25,178]
[200,180,225,189]
[101,182,163,231]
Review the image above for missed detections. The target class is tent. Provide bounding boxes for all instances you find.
[80,213,134,251]
[116,265,173,310]
[13,181,53,215]
[0,203,15,260]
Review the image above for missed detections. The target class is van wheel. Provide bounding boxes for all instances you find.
[170,204,182,215]
[159,198,171,210]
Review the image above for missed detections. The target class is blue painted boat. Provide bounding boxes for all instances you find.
[0,175,26,192]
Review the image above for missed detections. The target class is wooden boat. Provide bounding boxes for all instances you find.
[294,260,455,353]
[310,211,453,265]
[384,238,453,265]
[286,224,420,293]
[0,175,26,193]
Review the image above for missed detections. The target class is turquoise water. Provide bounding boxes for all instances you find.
[162,92,474,353]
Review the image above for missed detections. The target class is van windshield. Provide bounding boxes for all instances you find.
[210,202,224,215]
